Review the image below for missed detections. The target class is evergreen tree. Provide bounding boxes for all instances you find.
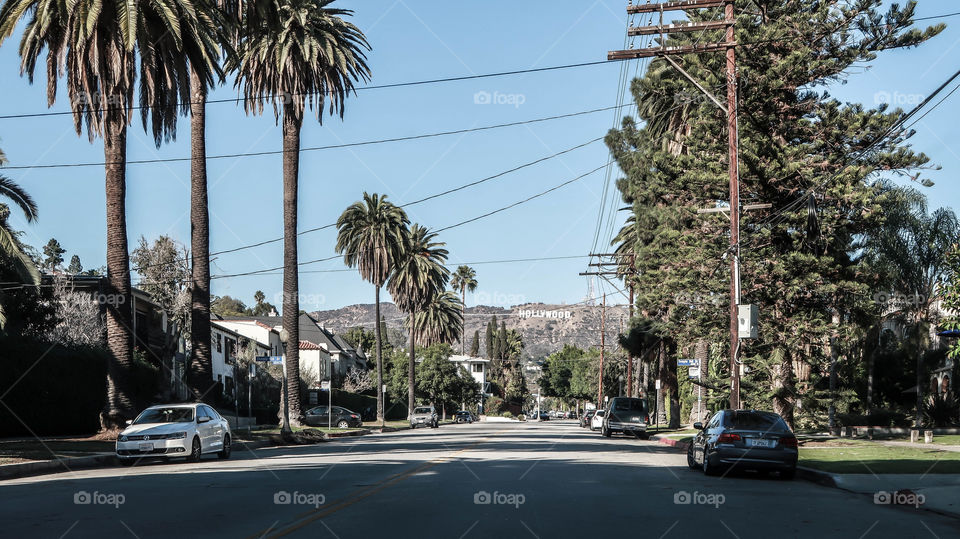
[607,0,943,426]
[485,316,496,359]
[497,322,509,362]
[469,330,480,357]
[42,238,65,271]
[67,255,83,275]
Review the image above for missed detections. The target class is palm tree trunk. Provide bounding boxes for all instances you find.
[189,68,213,401]
[282,107,302,426]
[460,286,465,355]
[102,118,134,429]
[375,286,384,425]
[408,310,416,419]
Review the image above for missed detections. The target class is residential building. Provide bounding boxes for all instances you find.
[210,321,270,398]
[449,354,489,412]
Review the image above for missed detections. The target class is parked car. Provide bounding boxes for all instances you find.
[602,397,649,439]
[303,406,362,428]
[454,411,475,423]
[687,409,799,479]
[538,411,550,421]
[580,409,595,428]
[410,406,439,428]
[590,409,606,431]
[116,403,231,464]
[567,411,577,419]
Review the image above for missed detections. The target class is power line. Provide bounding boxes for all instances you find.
[0,59,624,121]
[2,105,626,170]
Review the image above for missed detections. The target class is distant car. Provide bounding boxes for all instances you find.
[304,406,362,428]
[538,411,550,421]
[602,397,649,439]
[688,409,799,479]
[566,411,576,419]
[454,411,475,423]
[116,403,231,464]
[580,409,596,428]
[410,406,439,429]
[590,409,606,431]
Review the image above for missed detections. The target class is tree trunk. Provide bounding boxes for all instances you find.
[281,107,302,426]
[375,286,384,424]
[101,118,134,429]
[771,348,795,429]
[460,286,466,355]
[666,339,680,429]
[408,310,416,419]
[189,68,214,402]
[916,321,925,429]
[656,346,666,424]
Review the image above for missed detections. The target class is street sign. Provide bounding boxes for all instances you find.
[678,358,699,366]
[655,379,661,389]
[320,380,331,390]
[249,363,256,377]
[688,367,701,378]
[256,355,283,364]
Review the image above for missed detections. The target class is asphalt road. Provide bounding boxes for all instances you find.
[3,420,959,538]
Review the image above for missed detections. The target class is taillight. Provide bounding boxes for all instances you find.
[717,433,741,443]
[779,436,798,448]
[644,415,650,423]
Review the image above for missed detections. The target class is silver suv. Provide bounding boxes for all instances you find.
[602,397,649,439]
[410,406,439,429]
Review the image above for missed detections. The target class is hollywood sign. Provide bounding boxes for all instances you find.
[516,309,572,320]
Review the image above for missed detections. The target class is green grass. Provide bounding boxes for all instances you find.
[799,444,960,474]
[930,435,960,445]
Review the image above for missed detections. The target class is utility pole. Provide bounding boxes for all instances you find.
[598,293,606,406]
[609,0,743,408]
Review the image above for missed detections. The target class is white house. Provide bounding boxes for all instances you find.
[449,355,489,412]
[210,321,270,398]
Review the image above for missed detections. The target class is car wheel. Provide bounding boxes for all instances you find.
[702,450,720,476]
[337,420,350,429]
[188,437,202,463]
[686,444,698,469]
[218,434,231,460]
[780,467,796,480]
[602,425,611,438]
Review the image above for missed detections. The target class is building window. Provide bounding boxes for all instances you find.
[215,333,222,353]
[473,364,483,373]
[225,337,237,365]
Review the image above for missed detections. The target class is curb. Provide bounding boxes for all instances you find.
[796,466,839,488]
[649,434,691,452]
[0,454,115,481]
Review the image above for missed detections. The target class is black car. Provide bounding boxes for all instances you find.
[687,409,798,479]
[580,409,595,428]
[602,397,649,438]
[303,406,363,428]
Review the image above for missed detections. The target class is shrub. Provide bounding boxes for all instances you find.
[0,335,109,436]
[923,394,959,428]
[502,411,513,419]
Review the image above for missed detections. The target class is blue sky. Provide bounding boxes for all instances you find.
[1,0,958,312]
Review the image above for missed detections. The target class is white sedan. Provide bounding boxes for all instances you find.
[590,409,606,431]
[116,403,231,463]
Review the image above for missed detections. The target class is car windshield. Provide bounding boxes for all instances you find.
[728,411,786,431]
[414,407,432,414]
[133,407,194,425]
[596,410,605,417]
[613,399,647,412]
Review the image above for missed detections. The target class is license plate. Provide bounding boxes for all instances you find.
[417,419,424,423]
[138,442,154,452]
[748,438,773,448]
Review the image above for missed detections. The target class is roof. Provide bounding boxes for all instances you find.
[449,354,489,363]
[299,341,323,351]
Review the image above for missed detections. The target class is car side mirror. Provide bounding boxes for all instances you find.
[125,419,133,426]
[198,416,211,424]
[693,422,704,430]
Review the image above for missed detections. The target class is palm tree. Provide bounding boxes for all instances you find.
[450,265,477,354]
[411,291,464,348]
[233,0,370,426]
[388,224,449,417]
[187,0,236,403]
[336,193,407,424]
[0,161,40,327]
[1,0,220,427]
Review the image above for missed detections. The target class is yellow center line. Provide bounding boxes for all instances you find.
[246,432,500,539]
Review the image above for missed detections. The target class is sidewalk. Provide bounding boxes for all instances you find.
[880,440,960,453]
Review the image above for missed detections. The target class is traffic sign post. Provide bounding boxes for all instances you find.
[321,380,332,428]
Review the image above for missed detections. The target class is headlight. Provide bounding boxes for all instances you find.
[119,435,128,442]
[166,432,187,440]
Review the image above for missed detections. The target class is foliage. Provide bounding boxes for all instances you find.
[923,394,959,428]
[67,255,83,274]
[0,170,40,328]
[131,236,191,371]
[45,276,105,347]
[211,295,253,317]
[342,369,373,394]
[343,326,377,354]
[409,291,463,347]
[942,244,960,360]
[469,330,480,357]
[41,238,65,271]
[251,290,278,316]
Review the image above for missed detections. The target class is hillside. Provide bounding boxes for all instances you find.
[311,301,630,359]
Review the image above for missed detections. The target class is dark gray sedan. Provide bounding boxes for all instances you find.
[687,409,798,479]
